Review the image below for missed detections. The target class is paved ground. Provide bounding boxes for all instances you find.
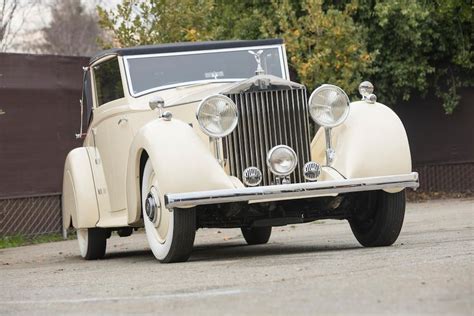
[0,198,473,315]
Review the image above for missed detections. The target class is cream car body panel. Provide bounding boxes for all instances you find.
[310,100,411,192]
[62,147,99,228]
[126,118,236,224]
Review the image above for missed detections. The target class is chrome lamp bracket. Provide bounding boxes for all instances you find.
[324,128,335,166]
[210,138,226,167]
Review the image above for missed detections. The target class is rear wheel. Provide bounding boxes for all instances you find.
[349,190,406,247]
[77,228,107,260]
[241,226,272,245]
[142,159,196,263]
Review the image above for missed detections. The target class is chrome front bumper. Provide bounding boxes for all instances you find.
[164,172,419,208]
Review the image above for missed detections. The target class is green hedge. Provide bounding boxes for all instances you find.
[98,0,473,113]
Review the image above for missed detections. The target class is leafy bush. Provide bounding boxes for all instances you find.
[97,0,473,113]
[97,0,215,47]
[262,0,374,99]
[341,0,473,113]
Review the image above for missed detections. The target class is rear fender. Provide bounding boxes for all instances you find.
[126,118,235,224]
[62,147,99,229]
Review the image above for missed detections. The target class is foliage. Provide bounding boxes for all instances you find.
[262,0,374,98]
[97,0,473,113]
[345,0,473,113]
[0,232,75,249]
[428,0,473,113]
[212,0,282,41]
[97,0,215,47]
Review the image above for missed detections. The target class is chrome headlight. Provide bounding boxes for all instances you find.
[267,145,298,176]
[308,84,350,127]
[196,95,238,138]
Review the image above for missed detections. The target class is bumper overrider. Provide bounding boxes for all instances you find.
[164,172,419,208]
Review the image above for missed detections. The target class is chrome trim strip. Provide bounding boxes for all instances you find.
[165,172,419,208]
[302,88,312,162]
[242,93,250,167]
[233,94,242,175]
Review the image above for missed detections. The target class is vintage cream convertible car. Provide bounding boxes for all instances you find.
[62,39,419,263]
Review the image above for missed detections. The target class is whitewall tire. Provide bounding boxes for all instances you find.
[142,159,196,263]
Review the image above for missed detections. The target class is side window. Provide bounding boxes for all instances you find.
[93,58,124,106]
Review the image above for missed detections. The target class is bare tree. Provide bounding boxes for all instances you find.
[38,0,101,56]
[0,0,46,52]
[1,0,19,51]
[0,0,17,43]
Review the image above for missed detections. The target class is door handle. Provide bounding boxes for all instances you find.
[118,118,128,125]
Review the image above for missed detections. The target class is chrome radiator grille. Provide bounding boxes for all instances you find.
[223,87,312,185]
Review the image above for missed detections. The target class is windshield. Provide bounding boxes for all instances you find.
[124,45,287,96]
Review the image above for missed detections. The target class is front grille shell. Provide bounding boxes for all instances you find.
[223,87,312,185]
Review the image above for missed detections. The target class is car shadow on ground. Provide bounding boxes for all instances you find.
[189,242,362,262]
[100,241,362,263]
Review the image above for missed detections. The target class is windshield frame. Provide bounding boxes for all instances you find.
[122,44,289,98]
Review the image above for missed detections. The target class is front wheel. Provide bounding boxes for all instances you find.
[241,226,272,245]
[77,228,107,260]
[142,159,196,263]
[349,190,406,247]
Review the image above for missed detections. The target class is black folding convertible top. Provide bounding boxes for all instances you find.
[89,39,283,65]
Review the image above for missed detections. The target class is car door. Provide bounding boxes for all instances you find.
[91,57,133,214]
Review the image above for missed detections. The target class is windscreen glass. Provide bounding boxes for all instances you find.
[125,47,284,95]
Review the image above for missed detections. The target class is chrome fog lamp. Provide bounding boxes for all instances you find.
[308,84,350,127]
[196,94,238,138]
[267,145,298,176]
[242,167,262,187]
[303,161,321,181]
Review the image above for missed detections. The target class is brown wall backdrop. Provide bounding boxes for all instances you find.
[395,88,474,193]
[0,53,88,199]
[395,88,474,166]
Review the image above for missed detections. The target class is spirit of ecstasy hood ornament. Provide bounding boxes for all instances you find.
[248,50,264,76]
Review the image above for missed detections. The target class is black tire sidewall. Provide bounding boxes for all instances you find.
[85,228,107,260]
[350,190,406,247]
[241,226,272,245]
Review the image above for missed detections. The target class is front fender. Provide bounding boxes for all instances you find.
[311,101,412,190]
[126,118,235,224]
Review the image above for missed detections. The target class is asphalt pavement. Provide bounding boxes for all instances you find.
[0,198,473,315]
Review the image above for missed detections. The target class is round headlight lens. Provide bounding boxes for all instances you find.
[267,145,298,176]
[196,95,238,138]
[308,84,350,127]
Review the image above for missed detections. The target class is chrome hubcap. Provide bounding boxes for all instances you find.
[145,194,156,222]
[145,187,161,224]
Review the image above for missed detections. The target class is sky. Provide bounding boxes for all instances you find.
[6,0,120,52]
